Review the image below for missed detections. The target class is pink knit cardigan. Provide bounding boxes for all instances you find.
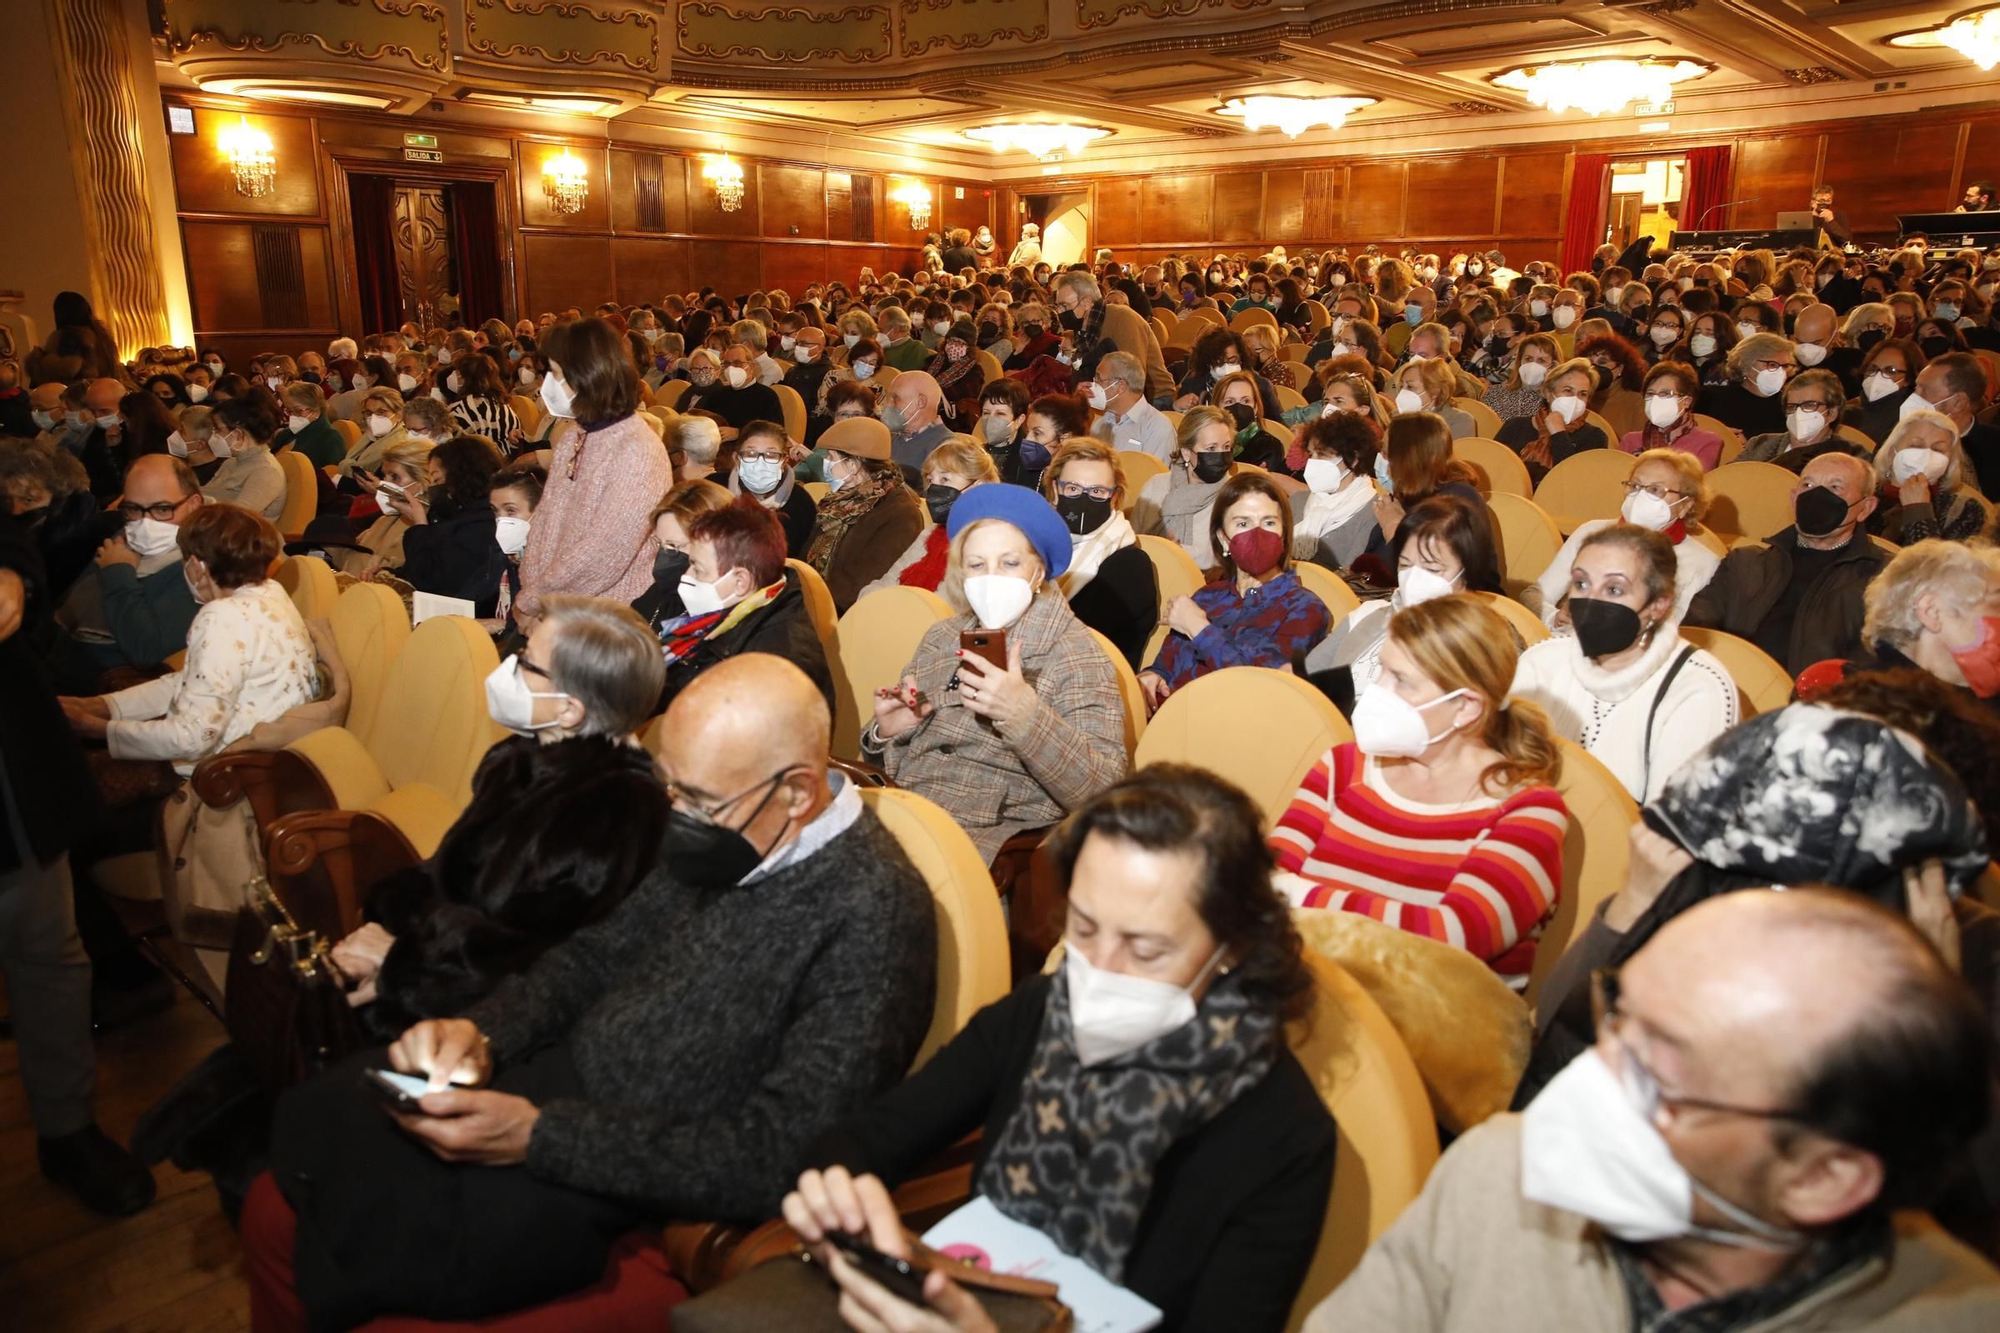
[516,414,672,619]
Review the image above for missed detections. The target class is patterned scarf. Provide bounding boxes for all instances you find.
[656,579,783,666]
[804,466,901,575]
[976,969,1279,1282]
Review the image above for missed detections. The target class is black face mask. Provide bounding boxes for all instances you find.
[976,322,998,345]
[661,773,792,890]
[1192,452,1232,484]
[1021,321,1045,339]
[1055,492,1112,535]
[1794,485,1854,537]
[653,546,689,586]
[1487,335,1511,359]
[1921,335,1952,359]
[1224,402,1258,431]
[1568,596,1645,659]
[1592,364,1613,392]
[924,483,961,524]
[1855,328,1887,353]
[1057,309,1083,333]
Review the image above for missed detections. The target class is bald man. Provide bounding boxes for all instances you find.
[1310,888,2000,1331]
[76,378,127,499]
[28,381,75,453]
[782,325,832,422]
[883,369,948,475]
[263,654,937,1325]
[48,454,203,690]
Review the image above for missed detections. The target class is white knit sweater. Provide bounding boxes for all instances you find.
[1510,625,1738,802]
[1530,520,1721,627]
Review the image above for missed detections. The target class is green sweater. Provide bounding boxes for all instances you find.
[882,337,930,373]
[279,415,345,470]
[49,557,201,689]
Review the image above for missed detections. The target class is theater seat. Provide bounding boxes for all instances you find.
[784,557,838,664]
[1703,461,1800,543]
[1135,534,1205,668]
[1117,449,1168,507]
[1486,492,1564,598]
[772,383,808,445]
[1680,625,1794,716]
[1133,666,1352,827]
[653,380,690,412]
[1293,561,1361,625]
[1084,627,1147,758]
[1452,397,1502,438]
[1524,739,1639,1012]
[274,554,339,621]
[1452,437,1532,498]
[1474,590,1551,647]
[1532,448,1632,535]
[829,585,954,760]
[276,450,318,541]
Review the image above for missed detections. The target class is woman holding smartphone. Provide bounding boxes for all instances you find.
[862,484,1127,861]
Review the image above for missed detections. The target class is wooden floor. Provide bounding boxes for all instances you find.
[0,987,248,1332]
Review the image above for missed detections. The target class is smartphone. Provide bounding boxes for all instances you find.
[376,480,409,500]
[364,1067,434,1115]
[830,1233,930,1305]
[959,628,1007,672]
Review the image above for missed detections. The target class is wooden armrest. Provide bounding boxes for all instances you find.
[191,750,288,834]
[990,828,1060,983]
[265,807,422,940]
[827,755,893,788]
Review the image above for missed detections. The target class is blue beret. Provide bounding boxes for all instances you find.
[944,482,1072,578]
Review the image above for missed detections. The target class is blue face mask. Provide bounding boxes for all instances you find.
[1019,439,1052,472]
[1405,304,1423,326]
[1374,455,1393,489]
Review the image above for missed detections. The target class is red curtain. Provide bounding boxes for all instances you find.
[347,173,405,335]
[1560,154,1611,276]
[447,181,505,328]
[1681,145,1734,233]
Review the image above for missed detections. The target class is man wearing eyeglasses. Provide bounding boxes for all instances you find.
[1086,351,1174,462]
[1308,888,2000,1332]
[46,453,203,692]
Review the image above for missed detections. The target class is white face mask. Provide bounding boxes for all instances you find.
[1621,488,1678,531]
[1794,342,1826,367]
[1530,299,1550,317]
[724,365,750,389]
[824,455,855,494]
[494,516,531,556]
[1678,276,1696,292]
[1350,682,1468,758]
[1518,361,1548,387]
[163,430,189,458]
[540,371,575,420]
[1212,361,1241,380]
[1753,367,1788,397]
[1892,447,1950,484]
[124,516,181,557]
[518,366,536,386]
[932,321,951,336]
[186,384,210,403]
[1085,382,1110,410]
[1064,943,1225,1068]
[446,371,463,394]
[397,373,419,393]
[1522,1049,1808,1252]
[1862,371,1900,403]
[1551,307,1577,329]
[96,412,122,430]
[209,431,236,460]
[1734,322,1759,342]
[367,413,395,439]
[205,360,224,376]
[678,570,735,617]
[1550,394,1586,425]
[738,456,784,494]
[1644,394,1684,429]
[1786,408,1826,442]
[484,655,571,735]
[375,490,397,514]
[1391,563,1459,612]
[31,409,56,431]
[1688,334,1717,359]
[286,413,313,435]
[780,334,797,352]
[1393,387,1425,415]
[793,344,815,364]
[1302,457,1346,494]
[963,573,1035,630]
[1898,390,1934,421]
[1649,325,1679,347]
[1605,285,1625,306]
[843,333,861,349]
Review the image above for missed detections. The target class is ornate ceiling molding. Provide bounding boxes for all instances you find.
[900,0,1050,56]
[464,0,661,73]
[677,3,894,63]
[165,0,452,73]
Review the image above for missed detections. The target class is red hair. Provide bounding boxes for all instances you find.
[688,495,788,588]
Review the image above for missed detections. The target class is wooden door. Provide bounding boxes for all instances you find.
[392,186,456,326]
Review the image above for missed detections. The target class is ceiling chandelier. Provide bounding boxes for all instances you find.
[218,116,276,197]
[891,181,933,231]
[702,153,744,212]
[1938,8,2000,69]
[541,150,589,214]
[1214,96,1375,138]
[1492,58,1709,117]
[963,123,1110,160]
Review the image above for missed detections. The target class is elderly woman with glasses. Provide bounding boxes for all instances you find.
[1737,369,1863,473]
[1699,332,1796,439]
[1869,409,1988,545]
[1526,448,1720,627]
[1618,362,1725,472]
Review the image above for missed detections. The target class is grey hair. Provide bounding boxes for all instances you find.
[1876,409,1967,492]
[401,396,452,438]
[1098,351,1143,392]
[327,337,358,361]
[1054,271,1101,303]
[179,403,216,442]
[1840,303,1892,344]
[537,595,667,737]
[1863,540,2000,652]
[676,416,721,465]
[731,319,767,353]
[1727,332,1796,382]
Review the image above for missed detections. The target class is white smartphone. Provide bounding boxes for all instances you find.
[364,1067,434,1114]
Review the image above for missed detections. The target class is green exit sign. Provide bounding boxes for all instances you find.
[403,133,438,149]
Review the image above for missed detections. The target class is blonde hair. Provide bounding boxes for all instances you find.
[923,434,1000,485]
[1209,370,1263,415]
[940,517,1049,612]
[1041,438,1128,508]
[379,436,434,482]
[1629,447,1711,528]
[1397,356,1455,406]
[1505,334,1563,391]
[1176,404,1234,460]
[361,386,406,417]
[650,476,731,528]
[1863,540,2000,652]
[1386,594,1564,794]
[1876,409,1967,493]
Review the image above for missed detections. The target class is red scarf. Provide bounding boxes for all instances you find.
[900,524,951,591]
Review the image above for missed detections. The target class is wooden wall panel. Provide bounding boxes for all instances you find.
[1302,168,1342,239]
[1407,158,1495,239]
[1263,169,1305,244]
[1727,136,1818,230]
[1498,151,1566,239]
[1823,124,1959,236]
[689,158,761,236]
[825,172,856,242]
[940,179,990,234]
[609,148,690,235]
[1346,163,1405,239]
[295,227,338,330]
[1094,177,1142,245]
[1213,174,1262,243]
[1142,174,1211,243]
[611,237,690,306]
[760,164,827,240]
[170,107,323,217]
[704,240,764,298]
[762,243,829,293]
[182,221,267,330]
[519,142,611,232]
[523,232,613,315]
[1966,123,2000,202]
[884,178,936,239]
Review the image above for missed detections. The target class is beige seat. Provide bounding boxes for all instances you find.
[1693,413,1745,464]
[1284,952,1442,1325]
[1680,626,1794,716]
[1229,307,1279,333]
[326,582,411,746]
[1452,437,1532,498]
[1085,628,1147,758]
[829,585,955,760]
[1833,423,1875,451]
[1302,300,1331,336]
[653,379,691,412]
[1704,460,1800,542]
[1158,409,1183,433]
[1149,315,1175,350]
[1532,448,1633,534]
[973,349,1004,388]
[511,393,543,442]
[1281,342,1310,364]
[1117,449,1168,506]
[1262,418,1295,449]
[1136,534,1207,667]
[1452,397,1503,438]
[1524,739,1640,1010]
[1583,410,1618,444]
[1133,666,1353,827]
[274,555,339,622]
[331,417,361,458]
[801,480,829,503]
[785,557,838,664]
[1294,561,1361,624]
[1474,590,1551,646]
[772,384,808,445]
[1186,306,1226,328]
[1486,492,1564,598]
[1279,362,1315,392]
[1272,384,1308,413]
[274,450,318,541]
[858,787,1011,1071]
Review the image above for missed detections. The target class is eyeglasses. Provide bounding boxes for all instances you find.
[1590,968,1802,1125]
[1786,399,1831,414]
[1641,390,1687,403]
[1620,480,1689,503]
[664,766,800,827]
[518,655,554,681]
[116,499,186,522]
[1055,481,1115,502]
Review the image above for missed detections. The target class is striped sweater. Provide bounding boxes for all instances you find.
[1269,743,1569,989]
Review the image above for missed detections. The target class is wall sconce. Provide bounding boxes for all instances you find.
[218,116,276,197]
[542,150,589,214]
[891,182,932,231]
[703,154,745,212]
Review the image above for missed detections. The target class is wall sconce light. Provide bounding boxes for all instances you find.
[542,150,589,214]
[218,116,276,197]
[703,154,745,212]
[892,181,932,231]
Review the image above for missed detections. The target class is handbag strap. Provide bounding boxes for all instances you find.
[905,1236,1062,1301]
[1640,645,1697,801]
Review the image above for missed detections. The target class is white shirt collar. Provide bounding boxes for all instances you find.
[739,770,863,886]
